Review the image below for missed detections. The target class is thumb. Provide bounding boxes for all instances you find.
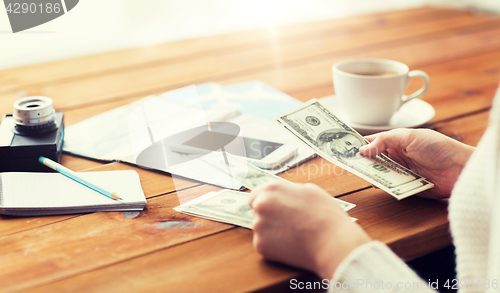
[359,129,413,157]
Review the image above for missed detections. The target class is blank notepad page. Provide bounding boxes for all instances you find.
[0,170,146,208]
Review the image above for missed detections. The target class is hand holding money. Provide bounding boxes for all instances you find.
[360,128,475,199]
[274,99,435,199]
[248,181,370,280]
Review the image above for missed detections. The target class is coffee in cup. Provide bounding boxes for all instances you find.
[332,59,429,125]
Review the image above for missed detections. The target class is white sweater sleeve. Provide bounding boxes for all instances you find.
[329,241,436,292]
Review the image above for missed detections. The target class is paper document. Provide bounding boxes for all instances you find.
[63,82,315,190]
[0,170,146,216]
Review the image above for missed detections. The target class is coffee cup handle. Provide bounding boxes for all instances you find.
[402,70,429,104]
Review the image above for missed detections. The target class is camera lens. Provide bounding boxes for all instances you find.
[13,96,57,135]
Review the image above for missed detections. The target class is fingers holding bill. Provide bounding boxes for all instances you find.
[359,129,415,157]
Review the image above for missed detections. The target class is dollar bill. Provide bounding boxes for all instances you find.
[274,99,434,200]
[175,190,254,228]
[175,189,357,229]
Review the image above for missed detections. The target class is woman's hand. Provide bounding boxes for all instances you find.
[359,128,474,199]
[249,182,370,279]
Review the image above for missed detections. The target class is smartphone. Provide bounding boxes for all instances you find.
[168,130,297,169]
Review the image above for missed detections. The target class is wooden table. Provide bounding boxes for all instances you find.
[1,7,499,292]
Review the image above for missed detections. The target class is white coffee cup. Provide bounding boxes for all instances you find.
[333,59,429,125]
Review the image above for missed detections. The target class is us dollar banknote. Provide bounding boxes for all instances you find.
[274,99,434,200]
[175,189,356,229]
[175,190,254,228]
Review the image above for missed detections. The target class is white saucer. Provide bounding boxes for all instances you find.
[317,95,435,135]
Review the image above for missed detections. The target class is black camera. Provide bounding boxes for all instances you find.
[0,96,64,172]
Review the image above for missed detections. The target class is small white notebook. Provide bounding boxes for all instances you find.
[0,170,147,216]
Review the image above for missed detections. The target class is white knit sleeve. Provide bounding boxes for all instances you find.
[328,241,436,292]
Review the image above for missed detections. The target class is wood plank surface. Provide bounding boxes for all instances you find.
[18,189,448,293]
[0,8,474,93]
[0,184,226,293]
[59,154,107,171]
[342,188,450,261]
[1,9,498,116]
[23,228,291,293]
[14,18,495,127]
[431,110,490,146]
[0,6,498,293]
